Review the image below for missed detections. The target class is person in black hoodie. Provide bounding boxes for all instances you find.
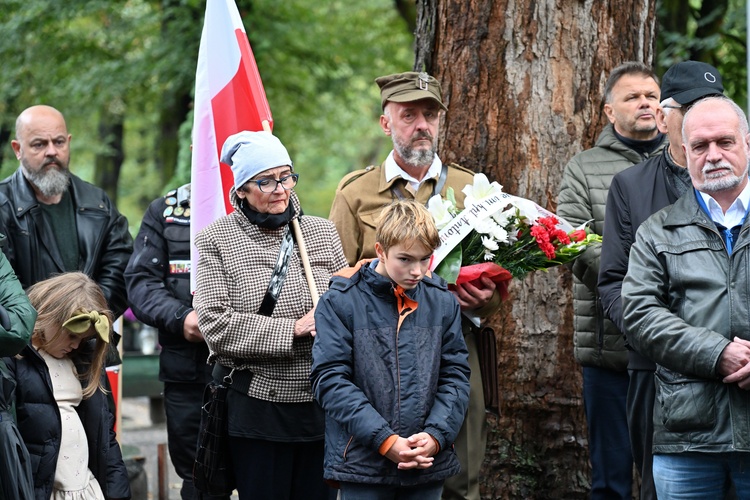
[5,272,130,500]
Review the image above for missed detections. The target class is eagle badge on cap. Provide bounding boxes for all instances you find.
[418,72,430,90]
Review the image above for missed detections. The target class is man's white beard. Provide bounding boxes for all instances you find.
[22,162,70,198]
[698,160,749,193]
[392,132,436,169]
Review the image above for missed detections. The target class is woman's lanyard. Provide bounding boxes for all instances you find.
[257,225,295,317]
[695,189,750,255]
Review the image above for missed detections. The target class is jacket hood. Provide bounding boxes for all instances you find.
[329,259,449,309]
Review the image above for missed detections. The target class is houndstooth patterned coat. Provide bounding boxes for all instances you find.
[194,190,347,403]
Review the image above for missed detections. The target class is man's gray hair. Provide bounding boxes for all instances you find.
[660,97,679,117]
[682,96,749,144]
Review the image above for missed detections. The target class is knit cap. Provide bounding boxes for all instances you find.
[220,131,293,190]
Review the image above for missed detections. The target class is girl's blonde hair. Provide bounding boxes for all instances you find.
[28,272,112,398]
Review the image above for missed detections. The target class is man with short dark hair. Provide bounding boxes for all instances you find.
[623,95,750,497]
[557,61,665,498]
[599,60,724,499]
[0,105,132,317]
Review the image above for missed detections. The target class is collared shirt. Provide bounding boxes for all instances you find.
[698,181,750,228]
[384,150,442,193]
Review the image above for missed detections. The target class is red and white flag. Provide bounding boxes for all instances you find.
[190,0,273,290]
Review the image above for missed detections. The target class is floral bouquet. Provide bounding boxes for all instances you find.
[427,173,601,294]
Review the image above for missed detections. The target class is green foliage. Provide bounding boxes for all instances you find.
[657,0,747,110]
[0,0,413,233]
[3,0,747,229]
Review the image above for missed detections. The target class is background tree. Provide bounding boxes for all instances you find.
[415,0,657,496]
[658,0,746,110]
[0,0,413,228]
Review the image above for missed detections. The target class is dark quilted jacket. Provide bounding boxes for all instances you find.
[311,262,470,486]
[5,345,130,500]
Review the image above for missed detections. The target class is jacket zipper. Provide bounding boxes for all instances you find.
[343,435,354,461]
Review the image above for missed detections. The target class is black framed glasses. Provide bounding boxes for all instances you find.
[661,104,683,111]
[252,173,299,193]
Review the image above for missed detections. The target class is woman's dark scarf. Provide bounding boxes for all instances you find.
[239,199,295,229]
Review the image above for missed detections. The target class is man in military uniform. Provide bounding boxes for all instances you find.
[329,71,500,500]
[125,184,222,500]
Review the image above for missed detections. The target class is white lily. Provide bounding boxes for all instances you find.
[462,173,504,206]
[514,198,541,222]
[481,236,498,260]
[427,194,455,230]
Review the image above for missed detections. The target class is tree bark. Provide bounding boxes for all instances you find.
[416,0,657,496]
[94,103,125,205]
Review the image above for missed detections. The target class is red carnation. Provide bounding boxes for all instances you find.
[531,224,557,259]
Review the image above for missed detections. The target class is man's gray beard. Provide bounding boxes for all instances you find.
[22,162,70,198]
[698,160,749,193]
[392,134,436,169]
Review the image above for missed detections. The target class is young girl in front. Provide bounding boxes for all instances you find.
[4,272,130,500]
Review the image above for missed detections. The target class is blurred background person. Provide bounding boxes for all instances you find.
[125,181,222,500]
[0,105,132,318]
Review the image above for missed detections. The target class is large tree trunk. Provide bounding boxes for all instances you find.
[152,0,200,188]
[94,103,125,205]
[416,0,657,497]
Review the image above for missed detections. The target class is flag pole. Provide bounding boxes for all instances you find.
[262,120,320,305]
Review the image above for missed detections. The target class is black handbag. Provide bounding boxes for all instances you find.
[193,380,235,496]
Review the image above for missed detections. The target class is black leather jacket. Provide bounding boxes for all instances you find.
[0,169,132,318]
[125,185,211,383]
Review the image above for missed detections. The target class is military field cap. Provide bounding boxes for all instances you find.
[660,61,724,105]
[221,131,293,190]
[376,71,447,111]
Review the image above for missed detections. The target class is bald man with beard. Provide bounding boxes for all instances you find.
[0,105,132,317]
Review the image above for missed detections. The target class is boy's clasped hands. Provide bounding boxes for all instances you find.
[385,432,439,470]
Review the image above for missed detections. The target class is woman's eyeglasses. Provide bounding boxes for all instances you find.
[252,173,299,193]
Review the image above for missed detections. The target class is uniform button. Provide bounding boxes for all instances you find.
[151,258,158,264]
[269,389,277,398]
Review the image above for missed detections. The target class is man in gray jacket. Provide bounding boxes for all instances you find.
[557,61,665,499]
[622,95,750,497]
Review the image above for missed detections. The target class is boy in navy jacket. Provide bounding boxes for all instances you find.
[312,199,470,499]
